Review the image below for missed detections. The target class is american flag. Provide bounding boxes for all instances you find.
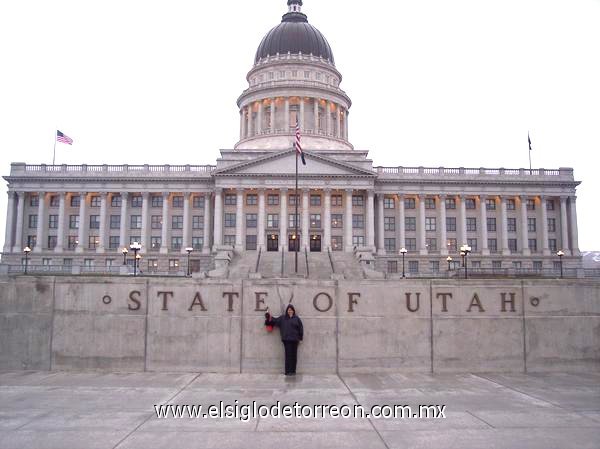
[56,130,73,145]
[295,120,306,165]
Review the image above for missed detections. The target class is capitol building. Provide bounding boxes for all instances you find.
[1,0,581,276]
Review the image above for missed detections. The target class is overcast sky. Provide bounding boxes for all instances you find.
[1,0,599,251]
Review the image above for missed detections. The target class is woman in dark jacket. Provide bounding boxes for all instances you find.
[265,304,303,375]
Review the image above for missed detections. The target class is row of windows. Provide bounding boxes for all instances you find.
[23,258,188,270]
[28,215,205,230]
[251,70,338,86]
[26,235,205,251]
[28,195,207,209]
[223,194,365,207]
[383,197,555,211]
[386,259,563,274]
[222,213,366,229]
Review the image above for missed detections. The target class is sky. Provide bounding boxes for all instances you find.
[0,0,599,250]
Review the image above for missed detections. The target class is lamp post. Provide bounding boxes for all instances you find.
[135,254,142,275]
[557,250,565,278]
[400,247,407,278]
[122,247,128,265]
[185,247,193,276]
[129,242,141,276]
[23,246,31,274]
[460,244,472,279]
[446,256,453,272]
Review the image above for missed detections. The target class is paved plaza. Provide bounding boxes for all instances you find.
[0,371,599,449]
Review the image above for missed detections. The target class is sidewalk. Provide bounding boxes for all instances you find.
[0,371,599,449]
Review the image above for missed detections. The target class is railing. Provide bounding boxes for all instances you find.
[373,166,573,179]
[383,267,589,279]
[10,163,216,176]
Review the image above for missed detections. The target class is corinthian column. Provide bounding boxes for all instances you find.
[258,189,266,250]
[55,192,66,253]
[569,196,580,256]
[367,190,375,249]
[213,189,223,248]
[3,192,16,253]
[344,189,353,252]
[324,189,332,251]
[301,189,309,249]
[235,189,244,250]
[439,195,448,255]
[377,194,385,254]
[203,193,212,254]
[75,192,87,253]
[520,195,531,256]
[480,195,489,255]
[97,192,108,253]
[14,192,25,252]
[280,188,288,252]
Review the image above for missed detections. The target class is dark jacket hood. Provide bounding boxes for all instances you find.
[286,304,296,317]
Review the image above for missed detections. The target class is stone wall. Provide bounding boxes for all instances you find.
[0,275,598,373]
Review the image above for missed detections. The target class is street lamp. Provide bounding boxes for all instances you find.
[135,254,142,275]
[121,247,128,265]
[185,247,193,276]
[460,244,472,279]
[23,246,31,274]
[557,250,565,278]
[446,256,453,272]
[399,247,407,278]
[129,242,142,276]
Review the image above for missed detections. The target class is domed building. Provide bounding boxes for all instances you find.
[1,0,582,278]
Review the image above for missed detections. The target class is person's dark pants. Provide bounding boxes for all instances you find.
[283,341,299,374]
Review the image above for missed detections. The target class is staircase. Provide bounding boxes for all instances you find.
[257,250,284,278]
[227,251,259,279]
[330,251,364,280]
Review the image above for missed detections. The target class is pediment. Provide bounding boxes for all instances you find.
[213,149,375,178]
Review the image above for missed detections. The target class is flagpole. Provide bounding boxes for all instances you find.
[52,130,57,165]
[528,132,532,174]
[295,145,299,274]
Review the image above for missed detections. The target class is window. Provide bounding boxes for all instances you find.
[528,218,536,232]
[279,70,285,79]
[246,194,258,206]
[513,261,522,269]
[246,235,257,250]
[223,235,236,246]
[150,237,161,251]
[269,71,274,80]
[553,261,561,271]
[384,197,395,209]
[304,70,310,79]
[533,261,543,271]
[430,261,440,273]
[446,217,456,232]
[404,198,416,209]
[192,216,204,230]
[68,236,77,250]
[549,238,557,252]
[170,215,183,230]
[169,259,180,269]
[222,213,236,229]
[131,195,142,208]
[267,194,279,206]
[487,218,496,232]
[445,198,456,209]
[192,237,204,250]
[316,72,321,80]
[331,236,343,251]
[150,215,162,230]
[130,215,142,229]
[384,216,395,231]
[89,215,100,229]
[88,236,98,250]
[352,235,365,247]
[111,195,122,208]
[289,214,299,228]
[246,214,257,228]
[507,218,517,232]
[492,260,502,269]
[465,198,476,209]
[408,261,419,274]
[471,261,481,269]
[90,196,101,207]
[147,259,159,271]
[151,195,163,208]
[488,238,498,253]
[548,218,556,233]
[507,199,516,210]
[426,238,437,251]
[384,238,396,252]
[63,258,73,266]
[405,238,417,251]
[50,195,59,207]
[172,196,184,208]
[28,215,38,228]
[109,236,119,249]
[289,194,299,206]
[486,199,496,210]
[310,214,321,228]
[331,214,343,228]
[352,195,364,207]
[387,260,398,274]
[193,196,205,209]
[110,215,121,229]
[527,199,536,210]
[425,217,436,232]
[331,195,343,207]
[353,214,364,229]
[508,239,518,252]
[447,238,457,252]
[70,195,80,207]
[528,239,538,252]
[546,199,555,211]
[171,237,183,251]
[224,194,237,206]
[84,259,94,268]
[267,214,279,228]
[467,238,478,252]
[26,235,36,248]
[47,236,57,250]
[405,217,416,231]
[292,70,298,77]
[466,217,477,232]
[48,215,58,229]
[28,195,41,208]
[425,198,436,209]
[129,236,141,245]
[310,195,321,206]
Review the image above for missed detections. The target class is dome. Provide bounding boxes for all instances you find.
[254,8,335,65]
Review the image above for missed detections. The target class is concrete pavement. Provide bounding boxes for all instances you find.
[0,371,599,449]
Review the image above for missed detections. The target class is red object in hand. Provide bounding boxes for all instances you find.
[265,312,274,332]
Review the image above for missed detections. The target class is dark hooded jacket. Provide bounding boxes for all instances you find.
[265,305,303,342]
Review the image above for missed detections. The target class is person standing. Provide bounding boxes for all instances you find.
[265,304,303,375]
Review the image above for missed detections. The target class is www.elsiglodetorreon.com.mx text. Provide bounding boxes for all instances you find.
[154,401,446,421]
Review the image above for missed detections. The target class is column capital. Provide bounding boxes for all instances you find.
[58,191,67,198]
[99,192,108,198]
[257,188,266,195]
[345,188,354,195]
[37,191,47,198]
[280,187,288,194]
[121,191,129,199]
[417,193,426,200]
[7,191,16,199]
[438,194,446,200]
[79,191,88,197]
[519,194,528,201]
[141,192,150,199]
[183,192,191,199]
[162,192,170,199]
[479,194,487,200]
[323,187,332,195]
[569,195,577,201]
[214,187,223,194]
